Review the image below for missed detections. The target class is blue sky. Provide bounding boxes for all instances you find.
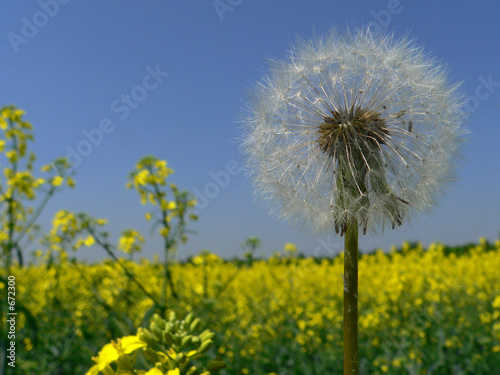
[1,1,499,261]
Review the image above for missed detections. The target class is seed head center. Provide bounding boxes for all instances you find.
[316,108,388,157]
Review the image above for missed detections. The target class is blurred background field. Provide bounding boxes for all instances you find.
[10,239,500,374]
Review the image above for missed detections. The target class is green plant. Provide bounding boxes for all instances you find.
[86,311,226,375]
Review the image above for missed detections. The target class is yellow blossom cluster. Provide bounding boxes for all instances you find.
[118,229,145,254]
[1,106,74,262]
[126,156,174,205]
[125,156,197,242]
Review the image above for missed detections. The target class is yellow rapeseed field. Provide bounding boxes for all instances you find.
[10,239,500,374]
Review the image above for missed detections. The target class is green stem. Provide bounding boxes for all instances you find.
[88,227,161,309]
[13,185,56,246]
[152,180,178,305]
[1,121,17,375]
[343,220,359,375]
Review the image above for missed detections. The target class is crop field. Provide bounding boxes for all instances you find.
[7,239,500,374]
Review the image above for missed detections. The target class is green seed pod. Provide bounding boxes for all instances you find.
[142,348,160,365]
[206,360,227,372]
[185,313,194,325]
[164,322,174,333]
[168,310,176,322]
[177,352,186,363]
[198,339,212,355]
[137,328,157,346]
[186,366,198,375]
[199,330,215,342]
[116,351,134,370]
[189,318,201,333]
[150,323,163,340]
[181,335,193,347]
[152,314,166,330]
[162,331,175,346]
[137,327,150,341]
[191,336,201,346]
[173,333,182,346]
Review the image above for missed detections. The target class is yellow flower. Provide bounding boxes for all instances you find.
[23,337,33,351]
[119,335,147,354]
[159,199,175,211]
[88,343,118,372]
[66,177,75,188]
[391,358,403,368]
[492,296,500,309]
[1,107,11,118]
[52,176,64,186]
[33,178,45,188]
[72,238,85,250]
[13,109,25,119]
[87,336,142,375]
[154,159,167,169]
[135,169,150,186]
[86,336,146,374]
[284,242,297,255]
[144,369,165,375]
[84,235,95,247]
[5,150,18,162]
[41,164,52,172]
[118,229,145,253]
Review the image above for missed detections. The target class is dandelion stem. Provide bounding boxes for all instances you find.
[343,220,359,375]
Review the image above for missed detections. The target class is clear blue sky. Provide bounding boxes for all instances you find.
[1,1,499,261]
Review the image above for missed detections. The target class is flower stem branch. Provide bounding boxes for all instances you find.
[88,227,162,310]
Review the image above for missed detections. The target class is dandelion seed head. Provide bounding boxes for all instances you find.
[241,28,467,236]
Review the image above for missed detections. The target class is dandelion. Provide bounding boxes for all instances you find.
[242,28,467,374]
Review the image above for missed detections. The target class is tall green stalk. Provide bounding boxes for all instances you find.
[343,220,359,375]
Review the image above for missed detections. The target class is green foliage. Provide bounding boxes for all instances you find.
[138,312,226,374]
[86,311,226,375]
